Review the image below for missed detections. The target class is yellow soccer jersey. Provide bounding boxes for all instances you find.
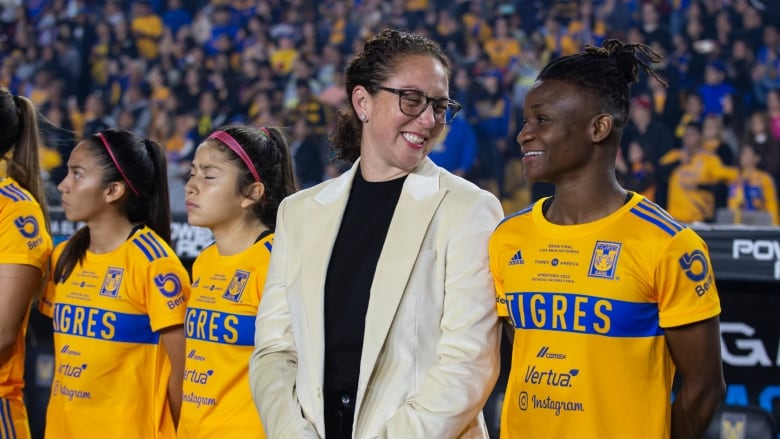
[489,194,721,439]
[0,178,52,439]
[177,234,272,439]
[0,178,52,400]
[39,226,189,439]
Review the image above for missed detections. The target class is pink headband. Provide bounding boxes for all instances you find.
[208,130,262,182]
[96,132,140,197]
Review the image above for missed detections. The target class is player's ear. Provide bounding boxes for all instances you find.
[591,113,613,144]
[240,182,265,209]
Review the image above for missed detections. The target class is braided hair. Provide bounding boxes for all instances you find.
[537,39,667,129]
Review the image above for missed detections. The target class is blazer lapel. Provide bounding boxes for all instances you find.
[300,165,355,366]
[358,159,446,390]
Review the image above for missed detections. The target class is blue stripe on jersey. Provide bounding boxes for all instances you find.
[496,202,535,229]
[0,187,22,202]
[132,232,168,262]
[1,398,16,439]
[264,241,272,252]
[7,185,30,202]
[503,292,663,337]
[140,232,168,259]
[638,200,686,231]
[0,188,19,201]
[630,201,684,237]
[184,308,255,346]
[52,303,160,344]
[133,238,155,261]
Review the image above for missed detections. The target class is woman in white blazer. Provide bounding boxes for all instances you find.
[250,29,503,439]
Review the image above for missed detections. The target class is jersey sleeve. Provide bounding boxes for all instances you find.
[0,201,52,269]
[655,228,721,328]
[144,255,190,332]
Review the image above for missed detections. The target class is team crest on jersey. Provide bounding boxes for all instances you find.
[99,267,124,298]
[588,241,621,279]
[223,269,250,302]
[14,215,39,238]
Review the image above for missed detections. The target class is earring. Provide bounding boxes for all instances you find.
[360,114,368,122]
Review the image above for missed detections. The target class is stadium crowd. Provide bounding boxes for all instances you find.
[2,0,780,223]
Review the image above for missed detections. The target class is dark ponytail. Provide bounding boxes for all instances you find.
[0,87,49,226]
[54,129,172,282]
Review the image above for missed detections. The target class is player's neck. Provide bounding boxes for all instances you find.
[86,214,137,254]
[547,179,628,225]
[211,217,267,257]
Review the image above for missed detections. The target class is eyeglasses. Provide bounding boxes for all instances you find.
[371,85,462,124]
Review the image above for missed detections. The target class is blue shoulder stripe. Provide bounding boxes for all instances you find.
[0,186,20,201]
[140,232,168,258]
[496,202,535,229]
[640,199,687,229]
[8,184,31,201]
[264,241,272,252]
[0,185,29,202]
[132,238,155,262]
[630,201,685,237]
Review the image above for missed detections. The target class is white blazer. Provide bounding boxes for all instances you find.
[250,157,503,438]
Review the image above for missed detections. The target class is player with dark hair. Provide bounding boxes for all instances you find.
[178,125,296,438]
[490,40,725,438]
[41,129,188,439]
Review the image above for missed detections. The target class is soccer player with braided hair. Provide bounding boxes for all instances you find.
[489,39,725,438]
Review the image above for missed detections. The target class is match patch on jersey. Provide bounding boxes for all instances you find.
[14,215,39,238]
[99,267,125,298]
[508,250,525,265]
[223,269,250,302]
[678,249,709,283]
[155,273,183,298]
[588,241,622,279]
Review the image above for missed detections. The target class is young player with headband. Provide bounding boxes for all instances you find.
[178,125,296,438]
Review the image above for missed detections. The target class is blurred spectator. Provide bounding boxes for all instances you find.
[727,142,779,225]
[131,0,164,61]
[616,140,657,200]
[162,0,192,37]
[483,16,521,73]
[289,118,328,189]
[666,121,739,222]
[743,110,780,184]
[767,88,780,141]
[623,95,676,167]
[698,60,736,116]
[702,113,737,165]
[675,91,706,139]
[82,91,115,136]
[471,69,510,198]
[428,112,477,178]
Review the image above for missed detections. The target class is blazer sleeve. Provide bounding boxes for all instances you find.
[249,199,320,439]
[380,190,503,437]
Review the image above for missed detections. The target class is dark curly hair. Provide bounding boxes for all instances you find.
[329,28,450,162]
[537,39,668,129]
